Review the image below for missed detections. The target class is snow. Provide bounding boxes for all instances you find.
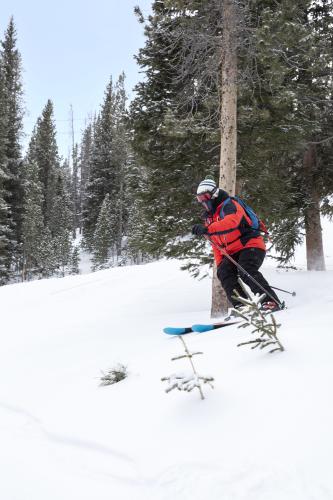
[0,219,333,500]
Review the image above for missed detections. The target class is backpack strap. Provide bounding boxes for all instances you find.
[218,197,232,220]
[218,196,262,238]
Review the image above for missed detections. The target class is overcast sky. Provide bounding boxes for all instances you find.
[1,0,152,158]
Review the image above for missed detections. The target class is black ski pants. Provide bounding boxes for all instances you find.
[217,248,280,307]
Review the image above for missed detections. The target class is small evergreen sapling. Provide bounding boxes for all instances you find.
[99,364,127,386]
[162,335,214,400]
[232,280,285,354]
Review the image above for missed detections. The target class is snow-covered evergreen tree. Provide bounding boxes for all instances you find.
[130,1,219,264]
[91,194,113,270]
[71,143,80,237]
[237,1,333,268]
[21,160,47,280]
[82,80,116,249]
[0,17,24,254]
[24,102,74,279]
[78,121,94,234]
[69,245,80,275]
[131,0,333,275]
[50,168,74,276]
[27,100,60,228]
[82,75,131,259]
[109,73,130,258]
[0,50,12,283]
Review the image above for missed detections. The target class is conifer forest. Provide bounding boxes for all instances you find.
[0,1,332,287]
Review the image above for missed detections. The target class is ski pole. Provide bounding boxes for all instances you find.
[204,235,285,308]
[271,286,296,297]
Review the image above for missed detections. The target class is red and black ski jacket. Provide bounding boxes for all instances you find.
[205,193,266,267]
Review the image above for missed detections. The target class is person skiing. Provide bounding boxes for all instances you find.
[192,176,282,312]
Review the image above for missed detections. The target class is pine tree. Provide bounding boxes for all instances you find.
[71,143,79,237]
[79,121,94,234]
[69,245,80,275]
[38,227,58,278]
[21,160,47,280]
[110,73,131,258]
[82,75,131,259]
[83,80,116,249]
[24,101,74,279]
[1,17,24,252]
[27,100,60,228]
[132,0,333,277]
[236,0,333,268]
[91,194,113,270]
[131,1,217,267]
[0,194,11,284]
[50,167,74,276]
[0,51,11,283]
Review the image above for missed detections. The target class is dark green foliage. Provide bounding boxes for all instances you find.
[27,100,60,227]
[83,79,117,247]
[71,143,80,237]
[0,17,24,281]
[21,160,46,280]
[0,63,11,283]
[78,121,94,234]
[69,246,80,275]
[22,102,74,279]
[50,166,74,275]
[130,0,333,268]
[0,17,24,251]
[237,1,333,263]
[91,194,113,270]
[82,74,132,264]
[0,195,12,284]
[130,1,220,266]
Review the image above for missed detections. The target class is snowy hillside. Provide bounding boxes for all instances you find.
[1,220,333,500]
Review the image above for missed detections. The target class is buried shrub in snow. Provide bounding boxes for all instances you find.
[99,364,128,386]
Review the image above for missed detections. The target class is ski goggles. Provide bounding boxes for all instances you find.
[196,192,212,203]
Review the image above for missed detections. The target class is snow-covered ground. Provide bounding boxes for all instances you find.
[1,219,333,500]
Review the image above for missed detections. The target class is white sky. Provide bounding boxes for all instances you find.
[1,0,152,159]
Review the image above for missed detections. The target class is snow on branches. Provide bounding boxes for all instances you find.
[162,335,214,400]
[232,279,285,354]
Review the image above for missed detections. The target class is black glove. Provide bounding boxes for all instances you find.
[192,224,208,236]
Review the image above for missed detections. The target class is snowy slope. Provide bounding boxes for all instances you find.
[0,220,333,500]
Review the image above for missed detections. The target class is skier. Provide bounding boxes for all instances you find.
[192,176,282,312]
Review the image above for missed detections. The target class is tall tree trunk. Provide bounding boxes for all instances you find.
[211,0,238,317]
[303,145,326,271]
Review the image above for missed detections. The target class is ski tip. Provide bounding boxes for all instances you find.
[163,327,192,335]
[191,324,214,333]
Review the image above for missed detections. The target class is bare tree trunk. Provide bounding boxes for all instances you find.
[303,145,325,271]
[211,0,238,317]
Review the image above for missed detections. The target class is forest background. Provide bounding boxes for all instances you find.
[0,1,332,307]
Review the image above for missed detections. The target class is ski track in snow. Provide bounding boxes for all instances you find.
[0,399,135,464]
[0,400,144,489]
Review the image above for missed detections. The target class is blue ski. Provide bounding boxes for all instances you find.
[163,321,239,335]
[163,326,193,335]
